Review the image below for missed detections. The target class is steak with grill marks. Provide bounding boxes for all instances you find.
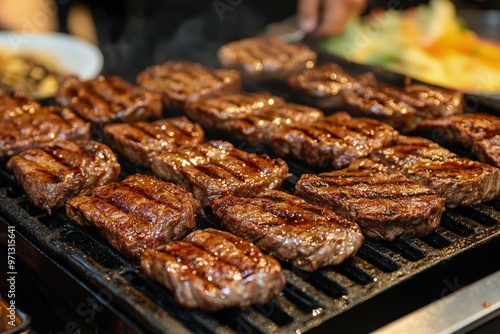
[66,174,199,259]
[416,113,500,168]
[150,140,290,208]
[0,105,90,160]
[287,62,376,108]
[343,83,464,133]
[57,75,163,125]
[141,228,285,311]
[217,36,317,81]
[104,116,204,167]
[295,158,446,240]
[136,61,241,109]
[0,90,40,120]
[211,190,364,272]
[7,139,120,213]
[266,112,399,169]
[185,92,322,144]
[371,136,500,208]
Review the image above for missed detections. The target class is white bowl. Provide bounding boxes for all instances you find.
[0,31,103,79]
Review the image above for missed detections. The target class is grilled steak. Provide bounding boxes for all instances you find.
[185,91,285,129]
[416,113,500,168]
[344,84,464,133]
[371,136,500,208]
[136,61,241,109]
[287,62,376,108]
[217,36,317,81]
[151,140,289,207]
[0,90,40,120]
[267,112,399,169]
[57,76,163,125]
[141,228,285,311]
[66,174,199,258]
[295,159,446,240]
[0,106,90,160]
[186,92,322,144]
[212,190,364,272]
[104,116,204,167]
[7,139,120,213]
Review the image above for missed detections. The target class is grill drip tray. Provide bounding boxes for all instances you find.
[1,161,500,333]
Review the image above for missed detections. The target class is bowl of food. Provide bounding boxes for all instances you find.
[0,32,103,99]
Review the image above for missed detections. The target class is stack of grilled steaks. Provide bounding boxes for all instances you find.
[2,47,500,313]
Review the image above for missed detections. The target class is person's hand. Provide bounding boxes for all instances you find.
[297,0,366,38]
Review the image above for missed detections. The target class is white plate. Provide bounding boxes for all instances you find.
[0,31,103,79]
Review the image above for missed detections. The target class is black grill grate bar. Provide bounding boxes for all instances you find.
[252,300,294,327]
[441,211,476,236]
[282,282,321,312]
[456,204,500,227]
[356,241,400,272]
[332,260,374,285]
[214,309,264,334]
[419,231,452,249]
[379,237,426,262]
[487,199,500,212]
[302,269,349,298]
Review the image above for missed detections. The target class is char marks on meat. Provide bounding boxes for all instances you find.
[371,136,500,208]
[287,62,376,108]
[104,116,204,167]
[344,84,464,133]
[212,190,363,271]
[141,228,285,311]
[185,91,322,144]
[57,76,163,125]
[136,61,241,109]
[0,105,90,160]
[7,139,120,213]
[266,112,399,169]
[417,113,500,168]
[218,36,317,81]
[295,159,446,240]
[151,140,289,207]
[65,174,199,258]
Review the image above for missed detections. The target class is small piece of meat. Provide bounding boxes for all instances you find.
[267,112,399,169]
[151,140,290,207]
[217,36,317,81]
[66,174,199,259]
[104,116,204,167]
[295,159,446,240]
[371,136,500,208]
[141,228,285,311]
[57,76,163,125]
[416,113,500,168]
[212,190,364,272]
[7,139,120,213]
[136,61,241,109]
[185,91,285,129]
[0,90,40,120]
[186,92,322,144]
[344,84,464,133]
[287,62,376,108]
[0,106,90,160]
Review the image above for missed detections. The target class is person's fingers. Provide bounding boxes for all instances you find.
[297,0,322,33]
[315,0,366,38]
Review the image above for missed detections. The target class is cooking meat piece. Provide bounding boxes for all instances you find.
[151,140,289,207]
[7,139,120,213]
[295,159,446,240]
[287,62,376,108]
[66,174,199,258]
[0,90,40,120]
[141,228,285,311]
[186,92,322,144]
[217,36,317,81]
[344,84,464,133]
[371,136,500,208]
[0,106,90,160]
[104,116,204,167]
[57,76,163,125]
[212,190,364,272]
[185,91,285,129]
[416,113,500,168]
[267,112,399,169]
[136,61,241,109]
